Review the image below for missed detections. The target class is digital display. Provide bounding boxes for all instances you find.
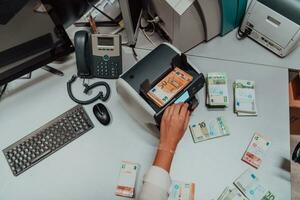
[174,91,190,104]
[98,37,114,46]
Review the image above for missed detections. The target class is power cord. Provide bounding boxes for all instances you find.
[131,46,138,61]
[0,84,8,99]
[236,26,251,40]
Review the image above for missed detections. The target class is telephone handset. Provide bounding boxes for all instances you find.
[74,30,122,79]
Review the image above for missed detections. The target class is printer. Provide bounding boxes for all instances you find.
[239,0,300,57]
[147,0,206,52]
[146,0,248,51]
[116,43,205,133]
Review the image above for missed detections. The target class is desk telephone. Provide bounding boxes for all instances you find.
[74,30,122,79]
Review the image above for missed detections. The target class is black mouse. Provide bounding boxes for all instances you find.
[93,103,111,125]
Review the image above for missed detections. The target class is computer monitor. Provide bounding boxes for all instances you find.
[0,0,75,85]
[48,0,99,28]
[119,0,143,46]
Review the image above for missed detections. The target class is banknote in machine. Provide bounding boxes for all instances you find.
[189,116,230,143]
[234,80,257,115]
[218,186,248,200]
[207,72,229,107]
[242,132,271,169]
[234,169,267,200]
[147,67,193,107]
[168,180,195,200]
[115,161,139,198]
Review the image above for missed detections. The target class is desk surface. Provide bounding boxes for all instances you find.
[0,46,291,199]
[135,28,300,70]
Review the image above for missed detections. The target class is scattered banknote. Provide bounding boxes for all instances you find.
[234,169,267,200]
[234,80,257,116]
[147,67,193,107]
[218,186,247,200]
[168,180,195,200]
[189,116,230,143]
[115,161,139,198]
[207,72,229,107]
[242,132,271,169]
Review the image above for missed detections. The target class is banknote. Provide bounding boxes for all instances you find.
[234,80,257,115]
[207,72,229,107]
[168,180,195,200]
[261,191,276,200]
[189,116,230,143]
[242,132,271,169]
[147,67,193,107]
[218,187,247,200]
[234,169,267,200]
[115,161,139,198]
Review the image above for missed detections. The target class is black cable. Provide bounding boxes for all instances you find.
[67,75,111,105]
[86,0,118,24]
[0,84,8,99]
[293,142,300,163]
[131,46,138,61]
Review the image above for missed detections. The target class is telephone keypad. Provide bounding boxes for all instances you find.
[95,57,121,79]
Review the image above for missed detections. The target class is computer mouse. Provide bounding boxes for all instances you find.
[93,103,111,126]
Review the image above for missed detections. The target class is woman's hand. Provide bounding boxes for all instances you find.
[153,103,191,172]
[159,103,191,151]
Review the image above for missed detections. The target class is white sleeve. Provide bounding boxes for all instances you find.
[138,166,171,200]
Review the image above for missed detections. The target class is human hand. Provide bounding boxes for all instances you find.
[159,103,191,152]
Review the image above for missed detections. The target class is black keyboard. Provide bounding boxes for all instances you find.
[3,105,94,176]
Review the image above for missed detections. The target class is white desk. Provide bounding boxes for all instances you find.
[0,46,291,199]
[134,28,300,70]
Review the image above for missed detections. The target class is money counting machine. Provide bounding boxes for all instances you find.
[116,43,205,132]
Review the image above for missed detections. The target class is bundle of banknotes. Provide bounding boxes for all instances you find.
[219,170,276,200]
[115,161,139,198]
[207,72,229,107]
[234,80,257,116]
[189,116,230,143]
[242,132,271,169]
[234,169,276,200]
[218,187,247,200]
[169,180,195,200]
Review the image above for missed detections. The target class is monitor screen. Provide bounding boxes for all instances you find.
[0,0,74,85]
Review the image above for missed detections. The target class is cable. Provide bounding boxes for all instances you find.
[142,28,156,47]
[0,84,8,99]
[86,0,118,24]
[236,26,251,40]
[131,47,138,61]
[67,75,110,105]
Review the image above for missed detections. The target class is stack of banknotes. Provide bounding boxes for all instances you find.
[218,187,247,200]
[169,180,195,200]
[242,132,271,169]
[219,170,276,200]
[189,116,230,143]
[234,80,257,116]
[207,73,229,107]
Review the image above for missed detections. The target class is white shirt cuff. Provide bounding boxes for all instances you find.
[143,166,171,192]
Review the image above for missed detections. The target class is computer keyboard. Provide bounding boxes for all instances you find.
[3,105,94,176]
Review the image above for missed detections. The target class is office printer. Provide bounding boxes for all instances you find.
[116,43,205,132]
[147,0,206,52]
[146,0,248,52]
[239,0,300,57]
